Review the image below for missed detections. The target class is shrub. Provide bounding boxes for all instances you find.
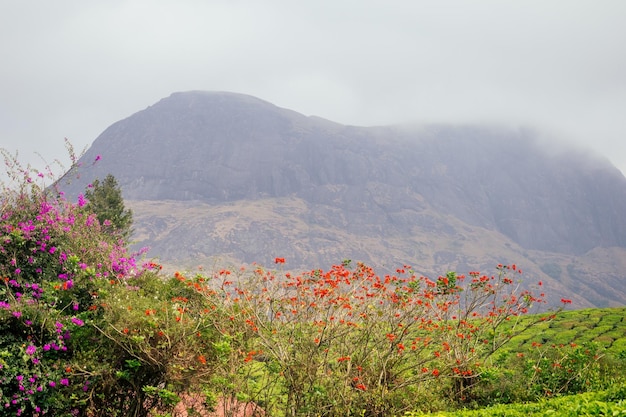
[0,149,219,416]
[193,261,556,416]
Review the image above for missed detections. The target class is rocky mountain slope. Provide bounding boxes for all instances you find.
[61,91,626,308]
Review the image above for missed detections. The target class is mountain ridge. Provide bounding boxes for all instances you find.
[60,91,626,308]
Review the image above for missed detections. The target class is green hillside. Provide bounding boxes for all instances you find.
[407,383,626,416]
[504,307,626,355]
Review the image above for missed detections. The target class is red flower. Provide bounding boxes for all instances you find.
[560,298,572,304]
[274,257,285,264]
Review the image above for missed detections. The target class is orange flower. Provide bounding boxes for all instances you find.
[243,350,259,363]
[198,355,207,365]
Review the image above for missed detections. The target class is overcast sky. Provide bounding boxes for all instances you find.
[2,1,625,176]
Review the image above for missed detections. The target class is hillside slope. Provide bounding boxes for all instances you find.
[60,91,626,307]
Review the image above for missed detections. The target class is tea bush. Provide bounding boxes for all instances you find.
[405,382,626,416]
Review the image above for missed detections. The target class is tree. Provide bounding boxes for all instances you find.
[84,174,133,240]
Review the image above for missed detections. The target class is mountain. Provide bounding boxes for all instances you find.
[61,91,626,308]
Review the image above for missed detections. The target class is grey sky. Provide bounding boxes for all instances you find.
[2,1,626,176]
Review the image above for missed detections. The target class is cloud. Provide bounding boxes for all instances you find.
[1,1,626,175]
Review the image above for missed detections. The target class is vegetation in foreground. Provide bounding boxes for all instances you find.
[407,383,626,416]
[0,147,625,417]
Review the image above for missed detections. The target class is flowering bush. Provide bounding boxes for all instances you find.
[0,151,165,416]
[192,260,559,416]
[520,341,603,397]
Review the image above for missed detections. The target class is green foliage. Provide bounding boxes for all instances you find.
[405,383,626,416]
[197,263,560,416]
[2,146,626,417]
[0,150,218,416]
[84,174,133,241]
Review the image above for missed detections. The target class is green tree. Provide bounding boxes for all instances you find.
[84,174,133,240]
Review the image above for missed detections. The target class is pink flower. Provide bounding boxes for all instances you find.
[71,317,84,327]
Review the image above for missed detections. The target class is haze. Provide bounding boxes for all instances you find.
[1,1,625,175]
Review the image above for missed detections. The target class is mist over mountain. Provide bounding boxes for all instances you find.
[61,91,626,308]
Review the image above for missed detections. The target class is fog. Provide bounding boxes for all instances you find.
[1,1,625,176]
